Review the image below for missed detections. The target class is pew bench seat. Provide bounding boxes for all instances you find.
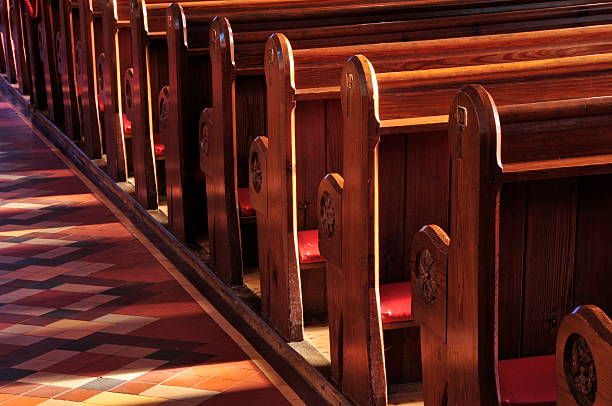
[380,282,413,326]
[121,115,165,159]
[498,355,556,406]
[238,188,256,217]
[297,230,324,264]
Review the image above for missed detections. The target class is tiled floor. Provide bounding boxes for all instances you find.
[0,95,305,405]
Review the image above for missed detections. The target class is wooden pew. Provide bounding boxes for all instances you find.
[7,0,31,95]
[411,224,611,406]
[76,0,104,159]
[129,0,344,212]
[445,85,612,405]
[56,0,81,142]
[252,19,612,343]
[21,5,46,109]
[196,0,610,294]
[316,53,612,405]
[37,0,65,127]
[163,0,480,251]
[99,0,178,183]
[0,0,17,82]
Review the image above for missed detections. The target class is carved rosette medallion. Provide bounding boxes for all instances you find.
[159,97,167,131]
[199,123,209,156]
[415,248,437,304]
[75,43,82,80]
[125,80,132,110]
[56,35,63,73]
[97,56,105,96]
[564,333,597,406]
[250,152,262,193]
[320,192,335,239]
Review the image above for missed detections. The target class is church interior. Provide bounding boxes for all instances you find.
[0,0,609,405]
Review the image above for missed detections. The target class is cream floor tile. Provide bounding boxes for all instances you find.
[140,385,220,403]
[83,391,166,405]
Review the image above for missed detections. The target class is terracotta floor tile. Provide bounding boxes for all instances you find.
[1,395,47,405]
[54,388,101,402]
[23,385,70,398]
[109,381,155,395]
[161,373,207,388]
[0,99,302,406]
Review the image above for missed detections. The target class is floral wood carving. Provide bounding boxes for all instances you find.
[320,192,335,239]
[199,122,209,157]
[159,96,168,131]
[125,79,132,110]
[415,248,437,304]
[250,152,262,193]
[564,333,597,406]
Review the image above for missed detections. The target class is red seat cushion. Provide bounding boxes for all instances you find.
[238,188,256,217]
[122,113,132,135]
[499,355,556,406]
[297,230,324,264]
[380,282,413,324]
[154,142,165,158]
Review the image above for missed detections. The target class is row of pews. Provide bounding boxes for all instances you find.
[0,0,610,404]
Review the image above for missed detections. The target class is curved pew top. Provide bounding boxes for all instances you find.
[137,0,610,37]
[370,52,612,121]
[231,2,612,70]
[288,24,612,89]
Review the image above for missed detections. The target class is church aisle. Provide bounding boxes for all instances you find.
[0,96,303,405]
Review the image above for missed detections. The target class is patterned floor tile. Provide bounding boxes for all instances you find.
[0,92,300,406]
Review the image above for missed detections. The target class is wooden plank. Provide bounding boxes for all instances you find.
[57,0,82,141]
[498,182,526,359]
[127,0,158,209]
[77,0,102,158]
[100,0,127,181]
[39,0,64,124]
[574,175,612,316]
[295,99,325,231]
[521,179,576,356]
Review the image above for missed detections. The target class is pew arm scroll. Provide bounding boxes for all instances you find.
[317,173,343,268]
[248,136,268,217]
[556,305,611,406]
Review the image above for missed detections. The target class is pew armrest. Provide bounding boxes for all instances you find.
[556,305,611,406]
[124,68,135,123]
[409,224,449,342]
[199,108,213,176]
[248,136,268,216]
[317,173,343,267]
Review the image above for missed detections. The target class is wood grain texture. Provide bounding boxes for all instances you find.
[262,33,303,342]
[339,55,386,406]
[447,85,501,406]
[0,0,17,83]
[22,12,45,107]
[556,305,611,406]
[100,0,127,181]
[203,15,243,283]
[521,179,576,356]
[410,225,449,406]
[77,0,102,158]
[57,0,82,141]
[128,0,158,209]
[39,0,64,125]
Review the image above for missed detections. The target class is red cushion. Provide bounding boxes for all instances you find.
[499,355,556,406]
[238,188,256,217]
[122,113,132,134]
[380,282,413,324]
[154,142,165,157]
[297,230,324,264]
